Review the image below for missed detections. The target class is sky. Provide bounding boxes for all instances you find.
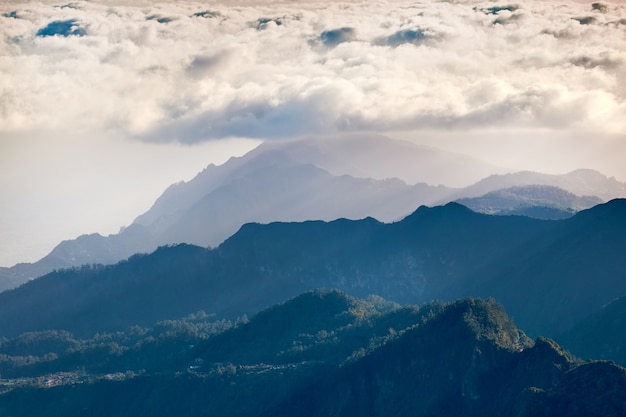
[1,0,626,267]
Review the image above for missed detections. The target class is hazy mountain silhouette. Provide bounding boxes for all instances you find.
[246,134,504,186]
[1,136,487,290]
[445,169,626,202]
[1,291,624,417]
[456,185,602,219]
[127,134,494,245]
[3,136,624,292]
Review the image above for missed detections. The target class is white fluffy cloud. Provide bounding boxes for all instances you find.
[2,0,625,142]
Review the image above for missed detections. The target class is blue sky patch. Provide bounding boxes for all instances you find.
[36,19,86,37]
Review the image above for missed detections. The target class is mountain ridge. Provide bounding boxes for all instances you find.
[3,134,625,292]
[455,184,602,219]
[1,199,625,368]
[444,168,626,202]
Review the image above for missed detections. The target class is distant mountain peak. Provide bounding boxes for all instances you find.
[402,201,475,223]
[448,168,626,203]
[239,134,506,187]
[454,184,603,219]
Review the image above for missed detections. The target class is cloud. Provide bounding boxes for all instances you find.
[493,13,524,25]
[570,55,621,70]
[472,3,524,25]
[591,3,608,13]
[1,0,626,142]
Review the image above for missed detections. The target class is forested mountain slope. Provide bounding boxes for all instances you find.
[1,292,624,417]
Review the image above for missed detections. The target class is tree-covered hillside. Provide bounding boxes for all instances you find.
[1,291,624,417]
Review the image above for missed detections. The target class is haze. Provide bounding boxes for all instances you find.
[1,0,626,266]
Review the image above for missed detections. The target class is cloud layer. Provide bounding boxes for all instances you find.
[2,0,625,143]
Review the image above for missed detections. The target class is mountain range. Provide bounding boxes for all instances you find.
[1,199,625,365]
[2,136,625,292]
[455,185,602,219]
[1,291,625,417]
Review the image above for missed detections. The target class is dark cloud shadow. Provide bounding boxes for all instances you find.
[473,4,519,15]
[139,94,350,143]
[192,10,221,19]
[186,52,230,79]
[146,15,175,24]
[570,56,620,70]
[319,27,356,47]
[58,3,81,10]
[591,3,608,13]
[573,16,596,25]
[540,28,575,39]
[493,13,523,25]
[483,5,519,15]
[473,4,522,25]
[36,19,86,37]
[2,11,19,19]
[255,17,282,30]
[376,29,427,47]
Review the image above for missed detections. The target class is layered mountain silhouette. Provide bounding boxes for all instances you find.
[2,136,624,292]
[455,185,602,219]
[0,199,625,368]
[1,291,624,417]
[444,168,626,202]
